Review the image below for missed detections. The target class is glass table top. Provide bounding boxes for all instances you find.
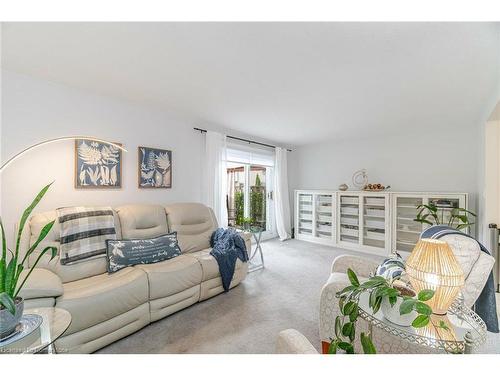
[357,292,487,353]
[235,225,264,233]
[0,307,71,354]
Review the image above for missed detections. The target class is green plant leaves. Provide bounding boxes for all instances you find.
[412,314,430,328]
[337,341,354,354]
[328,340,338,354]
[417,289,435,302]
[360,333,377,354]
[399,299,416,315]
[15,182,53,257]
[0,291,15,315]
[438,320,450,331]
[343,301,357,315]
[342,322,354,338]
[415,301,432,316]
[20,220,55,266]
[349,306,359,322]
[347,268,359,287]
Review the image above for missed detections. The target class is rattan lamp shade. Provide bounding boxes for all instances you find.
[406,239,465,315]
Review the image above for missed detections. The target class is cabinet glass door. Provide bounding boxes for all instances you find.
[362,195,386,249]
[395,196,424,252]
[297,193,313,235]
[426,196,467,233]
[339,195,360,244]
[315,194,334,240]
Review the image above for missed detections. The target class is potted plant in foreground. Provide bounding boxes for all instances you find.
[0,183,56,338]
[329,269,448,354]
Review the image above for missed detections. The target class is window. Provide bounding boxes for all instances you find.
[226,142,275,234]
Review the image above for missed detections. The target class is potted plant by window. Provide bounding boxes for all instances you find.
[0,183,56,338]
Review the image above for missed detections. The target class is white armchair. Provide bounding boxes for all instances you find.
[319,234,495,354]
[275,329,319,354]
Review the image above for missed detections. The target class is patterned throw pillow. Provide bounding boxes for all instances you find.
[375,253,405,281]
[106,232,182,273]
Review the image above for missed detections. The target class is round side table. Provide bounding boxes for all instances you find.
[357,292,487,354]
[0,307,71,354]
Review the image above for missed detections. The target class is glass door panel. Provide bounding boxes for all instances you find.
[227,162,275,236]
[298,193,313,235]
[339,195,359,243]
[362,195,386,249]
[315,194,333,239]
[227,162,246,228]
[427,196,463,231]
[395,196,423,252]
[249,166,267,231]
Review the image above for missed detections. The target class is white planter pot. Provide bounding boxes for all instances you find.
[381,296,417,327]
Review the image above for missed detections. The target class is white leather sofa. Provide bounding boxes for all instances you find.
[18,203,250,353]
[319,234,495,354]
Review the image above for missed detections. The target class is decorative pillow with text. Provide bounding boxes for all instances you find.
[106,232,181,273]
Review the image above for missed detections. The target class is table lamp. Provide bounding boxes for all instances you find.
[405,238,465,315]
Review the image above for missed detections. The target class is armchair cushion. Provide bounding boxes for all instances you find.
[276,329,318,354]
[18,268,63,300]
[330,254,379,277]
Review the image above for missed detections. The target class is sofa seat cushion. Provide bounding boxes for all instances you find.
[186,248,246,281]
[135,255,202,300]
[56,267,149,335]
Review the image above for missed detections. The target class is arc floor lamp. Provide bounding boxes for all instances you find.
[0,136,128,173]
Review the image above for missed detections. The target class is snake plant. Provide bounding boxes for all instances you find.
[0,182,57,315]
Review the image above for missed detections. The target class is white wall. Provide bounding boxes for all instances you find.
[1,71,208,241]
[289,129,480,233]
[481,102,500,243]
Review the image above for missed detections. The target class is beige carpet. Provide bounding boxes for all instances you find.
[97,239,500,354]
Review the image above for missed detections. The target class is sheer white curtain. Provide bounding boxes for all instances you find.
[202,131,228,227]
[274,147,291,240]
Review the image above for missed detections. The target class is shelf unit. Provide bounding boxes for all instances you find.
[295,190,468,256]
[391,193,468,253]
[295,191,336,245]
[337,192,390,255]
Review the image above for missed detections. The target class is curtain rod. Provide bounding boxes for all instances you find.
[193,127,292,152]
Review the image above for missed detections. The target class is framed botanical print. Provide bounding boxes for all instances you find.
[138,146,172,188]
[75,139,122,188]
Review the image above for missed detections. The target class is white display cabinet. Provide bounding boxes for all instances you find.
[338,192,390,256]
[294,190,468,256]
[295,190,336,245]
[391,193,468,253]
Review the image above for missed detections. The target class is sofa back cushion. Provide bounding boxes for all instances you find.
[165,203,218,253]
[21,209,122,283]
[116,204,168,239]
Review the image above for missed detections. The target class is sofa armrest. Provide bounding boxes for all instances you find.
[331,254,379,278]
[17,268,64,300]
[276,329,319,354]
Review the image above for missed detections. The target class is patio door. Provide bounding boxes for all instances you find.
[226,162,275,238]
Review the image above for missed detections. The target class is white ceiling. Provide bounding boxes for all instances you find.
[2,22,499,146]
